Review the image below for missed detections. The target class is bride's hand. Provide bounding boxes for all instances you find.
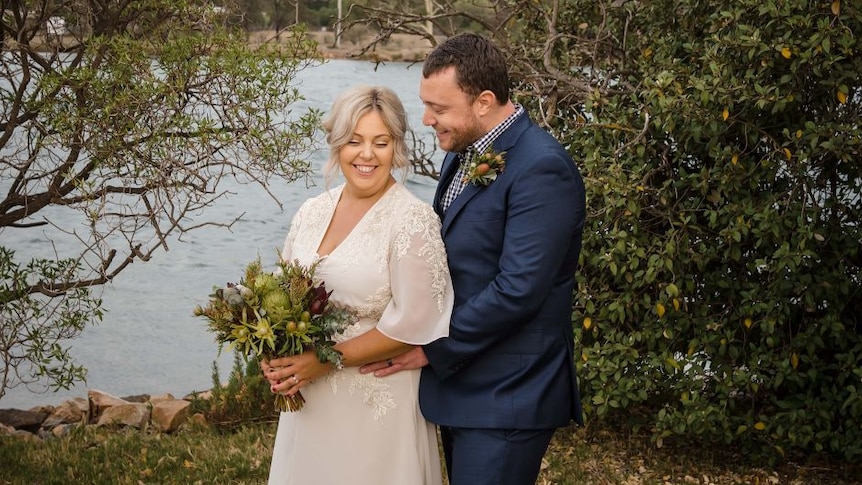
[265,351,332,396]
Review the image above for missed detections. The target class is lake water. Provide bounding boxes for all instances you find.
[2,59,439,409]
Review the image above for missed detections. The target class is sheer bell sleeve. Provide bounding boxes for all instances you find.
[280,199,307,262]
[376,201,452,345]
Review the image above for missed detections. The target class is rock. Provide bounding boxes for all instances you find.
[0,423,40,442]
[41,397,88,428]
[151,399,191,433]
[51,423,76,438]
[122,394,151,403]
[186,389,213,401]
[0,408,49,433]
[29,404,55,414]
[149,393,176,403]
[96,403,150,428]
[188,412,208,427]
[87,389,129,423]
[6,388,200,436]
[14,429,40,442]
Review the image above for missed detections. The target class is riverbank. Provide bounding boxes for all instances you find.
[18,29,434,62]
[253,30,435,62]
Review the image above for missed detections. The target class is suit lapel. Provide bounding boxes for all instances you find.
[434,152,461,216]
[440,181,480,236]
[439,114,533,237]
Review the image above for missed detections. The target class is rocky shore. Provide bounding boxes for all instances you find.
[0,389,205,441]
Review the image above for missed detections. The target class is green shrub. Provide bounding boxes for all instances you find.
[191,353,278,428]
[561,0,862,461]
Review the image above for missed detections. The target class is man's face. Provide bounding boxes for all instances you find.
[419,66,485,153]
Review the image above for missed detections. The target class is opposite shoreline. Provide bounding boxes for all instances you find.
[21,30,434,63]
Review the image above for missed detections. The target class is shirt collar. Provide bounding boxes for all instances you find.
[462,103,525,158]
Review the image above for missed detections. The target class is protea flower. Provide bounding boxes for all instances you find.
[254,273,280,294]
[252,318,276,352]
[221,286,244,306]
[235,284,253,299]
[308,282,332,315]
[261,291,291,320]
[229,324,250,345]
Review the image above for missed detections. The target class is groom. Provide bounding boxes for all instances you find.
[362,32,586,485]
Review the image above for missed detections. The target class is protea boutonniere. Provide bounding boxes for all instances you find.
[462,148,506,186]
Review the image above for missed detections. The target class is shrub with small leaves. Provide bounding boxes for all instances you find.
[560,0,862,462]
[191,353,278,428]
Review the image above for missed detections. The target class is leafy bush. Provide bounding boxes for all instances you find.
[563,0,862,461]
[191,353,278,428]
[0,248,101,400]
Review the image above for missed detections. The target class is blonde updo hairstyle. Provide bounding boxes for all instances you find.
[321,85,411,185]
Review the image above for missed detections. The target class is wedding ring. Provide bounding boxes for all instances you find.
[291,375,298,384]
[386,359,393,367]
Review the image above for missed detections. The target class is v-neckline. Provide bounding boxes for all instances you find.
[314,183,397,258]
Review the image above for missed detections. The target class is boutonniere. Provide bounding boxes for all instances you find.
[461,148,506,186]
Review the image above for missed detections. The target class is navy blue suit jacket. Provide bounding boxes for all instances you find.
[419,113,586,429]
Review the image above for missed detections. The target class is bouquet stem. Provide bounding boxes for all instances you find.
[274,390,306,412]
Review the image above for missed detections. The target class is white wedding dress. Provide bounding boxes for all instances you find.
[267,183,452,485]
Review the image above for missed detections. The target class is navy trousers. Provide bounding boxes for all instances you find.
[440,426,556,485]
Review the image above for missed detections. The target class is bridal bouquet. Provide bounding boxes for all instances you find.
[194,257,353,412]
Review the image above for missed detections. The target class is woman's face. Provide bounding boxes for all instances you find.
[339,110,395,199]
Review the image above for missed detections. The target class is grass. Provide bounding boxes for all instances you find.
[0,421,270,485]
[2,420,859,485]
[5,358,856,484]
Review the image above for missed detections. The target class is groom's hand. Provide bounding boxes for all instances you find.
[359,346,428,377]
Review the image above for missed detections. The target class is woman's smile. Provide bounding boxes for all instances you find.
[353,164,377,174]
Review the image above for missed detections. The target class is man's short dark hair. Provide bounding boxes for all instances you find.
[422,32,509,104]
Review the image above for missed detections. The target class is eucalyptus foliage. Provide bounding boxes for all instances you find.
[0,1,321,401]
[352,0,861,461]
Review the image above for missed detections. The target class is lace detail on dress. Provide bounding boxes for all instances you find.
[326,367,396,421]
[390,202,450,314]
[327,314,395,419]
[350,372,395,421]
[337,316,376,342]
[356,285,390,321]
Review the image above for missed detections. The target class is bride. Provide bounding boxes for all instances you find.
[262,85,452,485]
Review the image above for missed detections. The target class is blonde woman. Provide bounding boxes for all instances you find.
[263,85,452,485]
